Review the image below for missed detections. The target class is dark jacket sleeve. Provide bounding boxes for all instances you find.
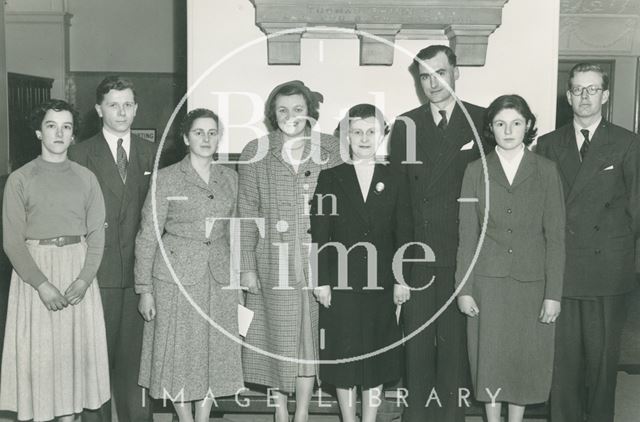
[542,161,566,301]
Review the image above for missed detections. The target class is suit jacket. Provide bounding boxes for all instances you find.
[68,132,157,288]
[310,162,413,291]
[389,101,491,277]
[134,156,238,292]
[536,120,640,296]
[455,149,566,301]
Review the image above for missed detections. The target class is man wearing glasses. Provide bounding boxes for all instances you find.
[69,76,157,422]
[537,63,640,422]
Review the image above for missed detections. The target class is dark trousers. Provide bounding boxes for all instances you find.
[83,287,152,422]
[402,267,468,422]
[550,295,627,422]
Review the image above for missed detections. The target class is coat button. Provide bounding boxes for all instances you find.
[204,240,211,246]
[508,248,513,254]
[208,194,214,199]
[595,249,601,255]
[423,198,429,204]
[304,170,311,177]
[604,202,611,208]
[506,208,512,214]
[507,228,513,234]
[306,228,311,234]
[594,225,600,231]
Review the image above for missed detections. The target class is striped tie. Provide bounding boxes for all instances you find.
[579,129,590,161]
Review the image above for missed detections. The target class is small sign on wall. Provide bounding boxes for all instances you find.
[132,128,156,143]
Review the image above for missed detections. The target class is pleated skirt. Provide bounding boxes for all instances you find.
[0,241,110,421]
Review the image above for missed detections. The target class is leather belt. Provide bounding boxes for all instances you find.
[37,236,82,247]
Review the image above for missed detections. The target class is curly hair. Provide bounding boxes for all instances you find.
[30,99,80,136]
[180,108,221,138]
[264,80,323,132]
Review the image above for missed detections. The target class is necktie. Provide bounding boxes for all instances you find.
[437,110,448,131]
[117,138,128,182]
[580,129,590,161]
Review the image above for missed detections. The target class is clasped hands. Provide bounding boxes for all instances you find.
[36,278,90,311]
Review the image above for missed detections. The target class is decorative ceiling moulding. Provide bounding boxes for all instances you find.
[250,0,510,66]
[559,0,640,55]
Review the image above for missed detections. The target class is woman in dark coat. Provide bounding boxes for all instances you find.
[310,104,412,422]
[455,95,565,422]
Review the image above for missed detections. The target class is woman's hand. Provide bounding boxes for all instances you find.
[539,299,561,324]
[138,293,156,322]
[457,295,479,317]
[394,284,410,305]
[314,285,331,308]
[64,278,90,305]
[37,281,69,311]
[240,271,261,294]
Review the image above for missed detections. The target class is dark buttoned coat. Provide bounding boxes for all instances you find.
[536,120,640,297]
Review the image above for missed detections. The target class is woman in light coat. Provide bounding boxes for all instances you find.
[238,80,342,422]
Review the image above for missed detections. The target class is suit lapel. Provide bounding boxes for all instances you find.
[424,103,471,192]
[555,125,581,193]
[89,133,125,198]
[567,121,613,204]
[510,148,536,189]
[487,152,511,190]
[336,164,369,224]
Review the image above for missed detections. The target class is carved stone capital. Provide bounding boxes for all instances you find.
[250,0,509,66]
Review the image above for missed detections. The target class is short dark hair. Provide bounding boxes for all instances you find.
[96,75,137,104]
[180,108,221,138]
[484,94,538,146]
[264,80,322,131]
[30,99,80,135]
[413,45,457,70]
[567,63,609,91]
[334,103,389,138]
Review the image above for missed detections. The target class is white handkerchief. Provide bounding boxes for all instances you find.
[144,171,152,175]
[238,304,254,337]
[460,140,474,151]
[603,165,614,171]
[167,196,188,201]
[396,304,402,324]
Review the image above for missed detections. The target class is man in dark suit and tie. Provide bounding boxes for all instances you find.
[69,76,157,422]
[536,63,640,422]
[389,45,491,422]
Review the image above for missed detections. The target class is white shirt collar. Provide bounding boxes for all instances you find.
[430,100,456,125]
[495,144,526,185]
[102,128,131,162]
[573,116,602,151]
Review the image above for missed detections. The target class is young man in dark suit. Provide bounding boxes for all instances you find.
[536,63,640,422]
[69,76,157,422]
[388,45,490,422]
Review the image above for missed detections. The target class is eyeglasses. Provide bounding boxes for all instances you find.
[349,128,380,141]
[189,129,219,139]
[569,85,604,96]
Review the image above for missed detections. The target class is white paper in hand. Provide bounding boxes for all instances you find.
[238,304,254,337]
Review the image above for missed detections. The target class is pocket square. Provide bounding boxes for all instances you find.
[144,171,152,175]
[603,165,614,171]
[460,140,474,151]
[167,196,188,201]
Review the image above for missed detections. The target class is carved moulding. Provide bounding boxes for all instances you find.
[250,0,510,66]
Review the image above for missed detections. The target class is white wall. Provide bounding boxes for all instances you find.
[187,0,560,154]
